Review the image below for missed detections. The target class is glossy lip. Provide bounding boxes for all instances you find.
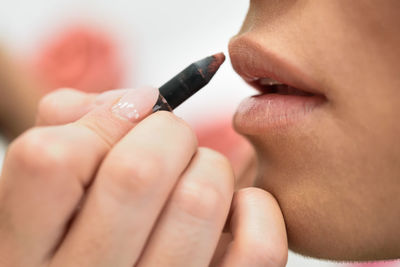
[229,34,327,133]
[234,94,325,133]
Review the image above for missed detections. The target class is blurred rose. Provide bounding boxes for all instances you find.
[32,25,124,93]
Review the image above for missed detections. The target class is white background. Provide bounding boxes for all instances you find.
[0,1,392,266]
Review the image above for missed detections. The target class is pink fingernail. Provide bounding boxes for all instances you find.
[111,87,159,123]
[94,89,129,106]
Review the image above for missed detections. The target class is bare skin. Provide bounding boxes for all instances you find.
[1,0,399,265]
[229,0,400,261]
[0,88,288,267]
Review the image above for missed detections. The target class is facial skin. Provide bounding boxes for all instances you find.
[229,0,400,261]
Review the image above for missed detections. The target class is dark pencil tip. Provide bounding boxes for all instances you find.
[157,52,226,111]
[208,52,226,73]
[213,52,226,65]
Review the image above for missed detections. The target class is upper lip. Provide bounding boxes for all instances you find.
[229,34,324,96]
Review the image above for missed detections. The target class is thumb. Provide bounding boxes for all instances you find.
[215,188,288,267]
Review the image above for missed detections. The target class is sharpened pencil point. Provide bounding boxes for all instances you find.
[154,53,226,111]
[212,52,226,68]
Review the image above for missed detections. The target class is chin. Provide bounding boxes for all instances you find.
[237,130,400,261]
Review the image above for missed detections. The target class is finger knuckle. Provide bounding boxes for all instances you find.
[37,88,76,124]
[173,144,232,222]
[173,117,197,145]
[197,147,234,190]
[103,151,163,198]
[153,112,198,147]
[7,128,73,175]
[198,147,232,173]
[174,180,224,221]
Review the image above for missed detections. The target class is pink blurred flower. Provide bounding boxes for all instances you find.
[32,25,124,93]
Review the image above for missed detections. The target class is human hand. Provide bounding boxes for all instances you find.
[0,88,287,267]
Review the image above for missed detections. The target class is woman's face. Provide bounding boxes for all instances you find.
[229,0,400,261]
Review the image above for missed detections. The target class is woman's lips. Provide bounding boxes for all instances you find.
[229,35,326,132]
[235,94,325,132]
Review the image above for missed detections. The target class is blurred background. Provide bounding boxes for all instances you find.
[0,1,398,266]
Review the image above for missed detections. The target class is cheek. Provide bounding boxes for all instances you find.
[246,112,400,260]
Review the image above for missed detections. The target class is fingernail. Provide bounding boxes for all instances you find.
[94,89,129,106]
[111,87,159,122]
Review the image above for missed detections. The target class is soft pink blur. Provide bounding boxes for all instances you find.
[31,25,124,93]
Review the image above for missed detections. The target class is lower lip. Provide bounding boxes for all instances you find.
[234,93,325,133]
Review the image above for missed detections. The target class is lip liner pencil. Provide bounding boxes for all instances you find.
[152,53,226,112]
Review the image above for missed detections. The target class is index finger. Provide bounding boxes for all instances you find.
[36,88,130,126]
[0,87,159,265]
